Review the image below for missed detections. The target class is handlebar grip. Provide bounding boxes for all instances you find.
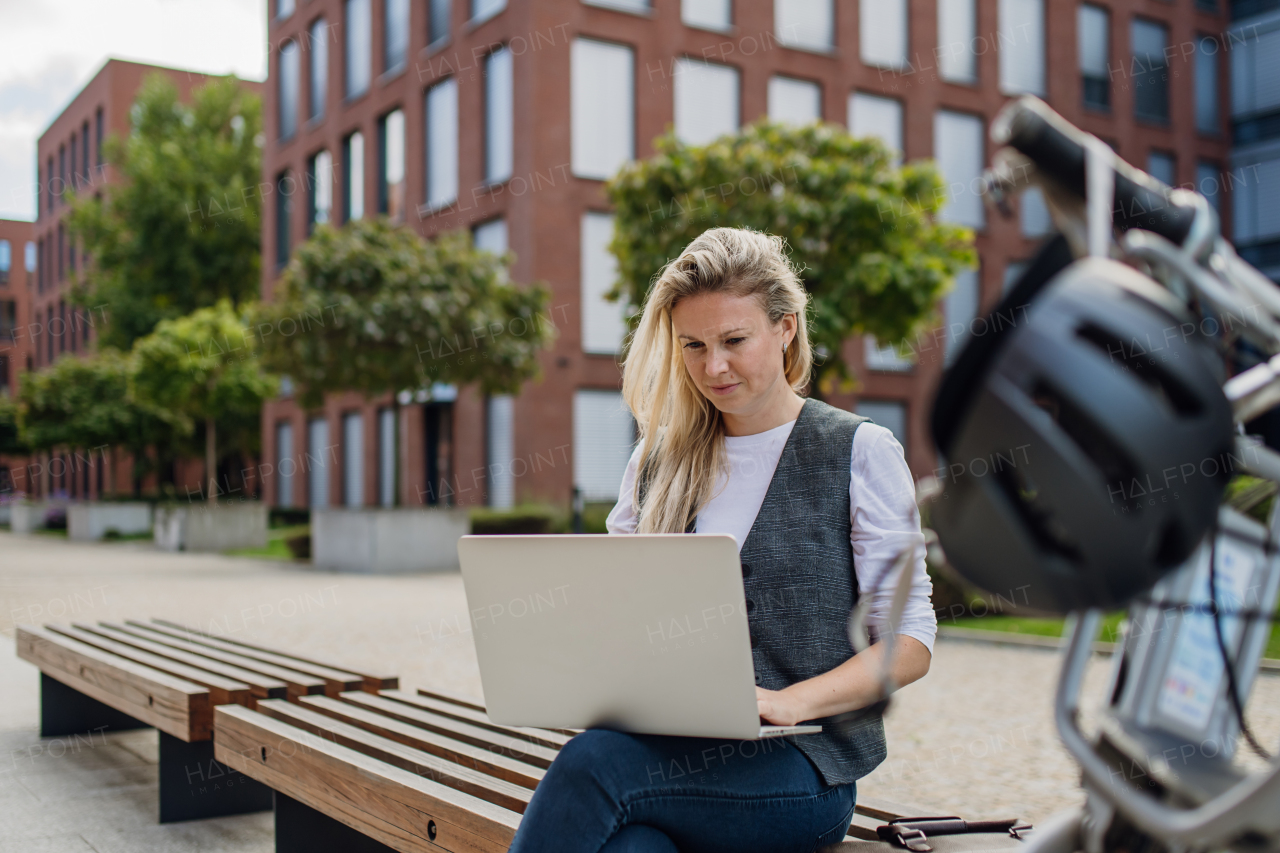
[992,97,1198,246]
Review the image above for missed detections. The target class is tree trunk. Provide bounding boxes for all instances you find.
[206,416,217,505]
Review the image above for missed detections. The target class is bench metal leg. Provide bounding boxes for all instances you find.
[40,672,151,738]
[159,731,274,823]
[275,791,400,853]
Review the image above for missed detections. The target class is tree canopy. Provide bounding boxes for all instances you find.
[254,218,556,410]
[65,72,263,349]
[605,120,977,393]
[131,300,277,502]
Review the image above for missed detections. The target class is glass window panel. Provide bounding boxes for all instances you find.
[345,0,371,98]
[485,47,514,184]
[381,109,405,220]
[1196,161,1221,213]
[581,211,628,354]
[425,77,459,207]
[378,407,395,507]
[308,418,330,508]
[573,389,636,501]
[276,422,295,507]
[768,76,821,124]
[682,0,731,30]
[849,92,903,163]
[429,0,450,44]
[673,59,739,146]
[998,0,1046,96]
[346,131,365,220]
[855,400,908,455]
[487,394,515,508]
[1020,186,1052,236]
[1148,151,1175,186]
[343,412,364,507]
[310,149,333,229]
[278,0,296,18]
[944,268,980,366]
[778,0,835,52]
[864,336,913,371]
[933,110,986,228]
[279,41,299,140]
[1196,36,1219,134]
[472,0,505,23]
[938,0,977,83]
[385,0,409,72]
[473,218,508,255]
[859,0,906,67]
[310,18,328,120]
[571,38,634,180]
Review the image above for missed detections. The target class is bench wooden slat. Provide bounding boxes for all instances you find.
[298,695,545,790]
[380,690,571,749]
[131,620,365,694]
[339,693,561,770]
[75,622,289,700]
[44,624,255,708]
[101,622,326,698]
[215,705,520,853]
[152,618,398,691]
[16,625,212,741]
[256,700,533,814]
[414,688,581,738]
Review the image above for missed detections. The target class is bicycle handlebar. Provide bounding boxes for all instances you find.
[990,97,1199,246]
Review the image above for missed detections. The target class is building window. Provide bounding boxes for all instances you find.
[276,421,295,508]
[1232,157,1280,269]
[308,418,330,508]
[584,0,650,11]
[378,108,406,221]
[308,150,333,233]
[0,241,9,285]
[1020,186,1052,236]
[938,0,977,83]
[859,0,905,68]
[36,165,41,220]
[571,38,634,181]
[998,0,1045,96]
[1003,260,1028,294]
[472,0,505,23]
[81,121,89,187]
[473,217,508,255]
[933,110,986,228]
[57,223,64,281]
[429,0,450,45]
[58,300,66,354]
[485,47,514,184]
[779,0,835,53]
[855,400,908,455]
[683,0,730,30]
[46,307,53,363]
[673,59,739,146]
[573,389,636,501]
[424,77,459,209]
[309,17,329,121]
[70,132,77,192]
[486,394,515,508]
[1147,151,1175,186]
[46,156,54,211]
[36,239,43,292]
[581,211,628,354]
[95,108,104,169]
[277,0,296,19]
[343,411,364,507]
[345,0,371,99]
[276,169,293,269]
[378,407,396,507]
[1132,19,1169,123]
[1079,5,1110,111]
[1196,161,1221,213]
[68,231,75,275]
[865,336,913,372]
[944,267,980,366]
[768,75,821,125]
[1195,35,1219,134]
[385,0,409,73]
[343,130,365,221]
[279,39,300,140]
[58,145,66,204]
[849,92,904,163]
[25,241,36,274]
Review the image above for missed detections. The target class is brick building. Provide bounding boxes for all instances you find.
[30,58,262,499]
[259,0,1230,513]
[0,217,36,494]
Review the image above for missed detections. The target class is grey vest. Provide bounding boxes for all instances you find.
[637,397,887,787]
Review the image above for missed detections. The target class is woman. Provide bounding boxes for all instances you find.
[509,227,936,853]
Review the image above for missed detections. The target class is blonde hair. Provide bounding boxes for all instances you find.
[621,227,814,534]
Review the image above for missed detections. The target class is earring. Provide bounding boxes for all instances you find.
[782,340,788,351]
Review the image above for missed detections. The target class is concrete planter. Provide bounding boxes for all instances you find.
[154,503,268,552]
[10,503,50,534]
[68,502,153,541]
[312,507,471,573]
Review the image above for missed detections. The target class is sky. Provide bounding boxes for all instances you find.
[0,0,267,221]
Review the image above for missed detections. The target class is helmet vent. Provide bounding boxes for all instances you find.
[994,464,1083,564]
[1031,380,1142,513]
[1075,323,1203,416]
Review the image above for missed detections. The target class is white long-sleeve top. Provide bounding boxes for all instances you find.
[605,418,937,655]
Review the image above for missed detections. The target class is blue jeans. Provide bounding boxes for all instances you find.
[508,729,857,853]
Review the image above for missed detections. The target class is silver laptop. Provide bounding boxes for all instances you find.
[457,533,822,740]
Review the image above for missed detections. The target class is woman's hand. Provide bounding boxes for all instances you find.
[756,686,810,726]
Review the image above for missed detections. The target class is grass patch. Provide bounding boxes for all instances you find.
[949,612,1280,659]
[225,524,309,561]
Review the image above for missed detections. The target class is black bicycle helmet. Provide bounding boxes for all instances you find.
[930,248,1235,614]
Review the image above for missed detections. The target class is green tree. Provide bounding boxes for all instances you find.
[16,350,175,496]
[0,394,26,456]
[131,301,278,503]
[606,120,977,394]
[65,72,262,349]
[254,218,555,502]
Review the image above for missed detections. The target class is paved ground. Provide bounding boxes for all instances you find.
[1,530,1277,851]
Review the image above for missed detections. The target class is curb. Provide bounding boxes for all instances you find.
[936,625,1280,672]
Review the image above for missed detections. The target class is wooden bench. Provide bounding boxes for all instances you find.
[213,685,939,852]
[15,617,398,823]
